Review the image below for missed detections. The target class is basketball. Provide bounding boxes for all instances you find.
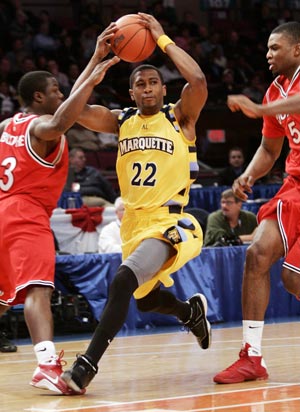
[110,14,156,63]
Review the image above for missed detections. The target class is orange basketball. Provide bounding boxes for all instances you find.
[110,14,156,63]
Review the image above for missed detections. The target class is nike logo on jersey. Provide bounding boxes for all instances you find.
[37,348,47,352]
[248,326,260,329]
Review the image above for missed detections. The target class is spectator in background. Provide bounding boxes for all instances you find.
[158,55,183,84]
[97,131,118,149]
[19,56,37,76]
[69,147,117,207]
[32,21,58,59]
[205,48,226,84]
[230,54,255,87]
[204,189,257,247]
[80,24,98,62]
[0,80,19,117]
[79,1,104,31]
[56,33,82,71]
[66,123,103,151]
[223,30,244,60]
[218,146,246,186]
[200,31,224,60]
[35,53,49,71]
[242,72,266,103]
[9,8,33,43]
[213,68,241,104]
[0,56,20,89]
[174,25,191,52]
[98,197,124,253]
[5,38,29,73]
[47,59,70,96]
[66,62,81,93]
[181,11,199,38]
[37,9,61,38]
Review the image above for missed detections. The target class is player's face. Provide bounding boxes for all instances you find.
[266,32,300,79]
[129,69,166,115]
[43,77,64,114]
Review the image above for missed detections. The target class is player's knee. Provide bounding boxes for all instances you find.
[109,265,138,299]
[245,241,271,273]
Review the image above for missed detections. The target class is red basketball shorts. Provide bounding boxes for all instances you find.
[0,195,55,305]
[257,175,300,274]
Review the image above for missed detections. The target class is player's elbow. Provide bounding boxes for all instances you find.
[193,71,207,87]
[192,72,208,97]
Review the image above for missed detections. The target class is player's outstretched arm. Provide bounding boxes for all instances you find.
[228,94,300,118]
[31,56,120,141]
[259,94,300,115]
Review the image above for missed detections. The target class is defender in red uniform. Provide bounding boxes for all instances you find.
[213,21,300,384]
[0,37,119,394]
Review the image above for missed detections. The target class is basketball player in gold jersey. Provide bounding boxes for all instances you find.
[62,13,210,392]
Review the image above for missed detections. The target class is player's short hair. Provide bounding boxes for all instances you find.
[17,71,54,107]
[271,21,300,44]
[129,64,164,88]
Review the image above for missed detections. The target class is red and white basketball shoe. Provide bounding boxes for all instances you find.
[30,350,86,395]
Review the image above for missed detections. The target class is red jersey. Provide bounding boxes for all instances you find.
[0,113,68,305]
[262,67,300,177]
[0,113,68,216]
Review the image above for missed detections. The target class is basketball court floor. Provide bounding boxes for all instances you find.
[1,320,300,412]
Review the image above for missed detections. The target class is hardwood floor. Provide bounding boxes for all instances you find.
[1,321,300,412]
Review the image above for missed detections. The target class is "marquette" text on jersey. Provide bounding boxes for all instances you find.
[119,137,174,155]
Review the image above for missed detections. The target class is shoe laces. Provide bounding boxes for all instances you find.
[55,349,67,367]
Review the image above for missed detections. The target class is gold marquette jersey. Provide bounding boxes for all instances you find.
[117,104,199,210]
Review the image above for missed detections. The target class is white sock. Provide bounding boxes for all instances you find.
[242,320,264,356]
[34,341,57,365]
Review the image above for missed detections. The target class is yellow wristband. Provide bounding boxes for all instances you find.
[157,35,175,53]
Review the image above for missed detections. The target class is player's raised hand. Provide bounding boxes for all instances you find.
[137,12,164,41]
[94,23,119,60]
[90,56,120,86]
[232,175,254,201]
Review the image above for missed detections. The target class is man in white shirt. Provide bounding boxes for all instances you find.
[98,197,124,253]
